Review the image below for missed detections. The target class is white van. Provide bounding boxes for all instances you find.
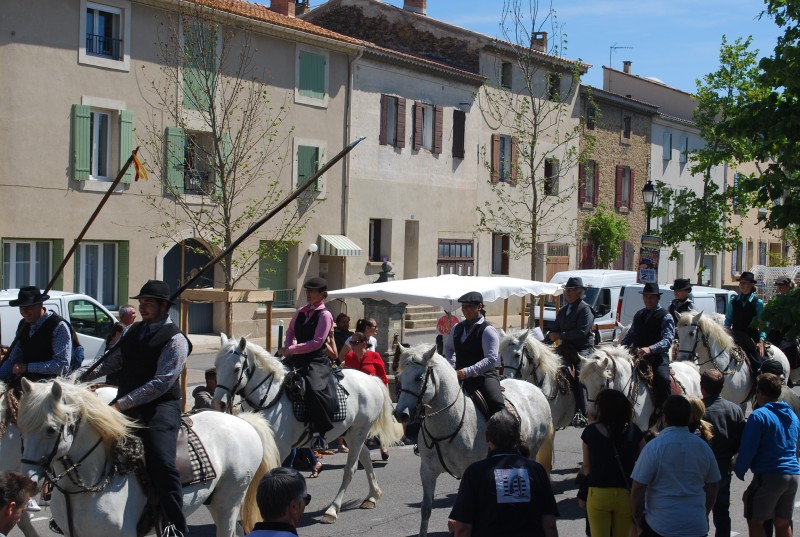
[0,290,117,365]
[616,284,736,329]
[533,270,638,342]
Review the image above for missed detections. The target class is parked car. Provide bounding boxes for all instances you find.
[532,270,638,342]
[0,290,117,365]
[616,284,735,331]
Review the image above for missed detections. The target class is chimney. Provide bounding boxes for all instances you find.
[531,32,548,52]
[623,61,632,74]
[295,0,310,16]
[403,0,427,15]
[271,0,295,17]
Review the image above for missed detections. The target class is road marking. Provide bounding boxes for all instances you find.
[30,516,48,522]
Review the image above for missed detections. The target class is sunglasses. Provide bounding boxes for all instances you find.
[353,339,367,345]
[303,493,311,506]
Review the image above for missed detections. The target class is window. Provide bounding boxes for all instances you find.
[547,72,561,100]
[452,109,466,159]
[369,219,391,262]
[2,240,58,290]
[679,135,689,163]
[586,103,596,130]
[544,158,560,196]
[164,127,226,197]
[79,0,130,71]
[379,95,406,148]
[662,131,672,160]
[615,166,634,211]
[579,160,599,207]
[413,103,442,153]
[731,241,745,276]
[758,241,768,266]
[71,101,134,185]
[501,62,513,89]
[622,116,632,139]
[68,299,114,339]
[296,46,328,107]
[491,234,510,275]
[183,22,216,112]
[657,188,671,227]
[437,239,474,276]
[75,242,128,309]
[490,134,517,183]
[297,144,324,192]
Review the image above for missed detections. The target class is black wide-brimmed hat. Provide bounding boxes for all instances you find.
[131,280,175,304]
[10,286,50,307]
[670,278,692,291]
[564,277,587,289]
[303,277,328,290]
[458,291,484,305]
[639,283,663,295]
[738,271,757,283]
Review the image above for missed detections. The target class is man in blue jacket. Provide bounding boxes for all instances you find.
[736,373,800,537]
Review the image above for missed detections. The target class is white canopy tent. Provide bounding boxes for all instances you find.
[327,274,563,331]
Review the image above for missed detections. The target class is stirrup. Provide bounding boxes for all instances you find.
[161,524,184,537]
[571,411,588,428]
[311,433,327,451]
[48,518,64,535]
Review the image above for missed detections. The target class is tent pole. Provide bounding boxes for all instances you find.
[502,298,508,331]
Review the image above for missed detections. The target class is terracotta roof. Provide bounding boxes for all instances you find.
[365,43,486,83]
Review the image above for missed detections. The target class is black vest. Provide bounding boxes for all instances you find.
[17,312,64,381]
[730,294,759,340]
[669,299,694,323]
[117,321,185,405]
[293,309,327,361]
[632,307,668,350]
[452,320,489,371]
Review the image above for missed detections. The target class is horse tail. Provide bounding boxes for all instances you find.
[237,412,281,532]
[534,420,555,476]
[368,377,403,448]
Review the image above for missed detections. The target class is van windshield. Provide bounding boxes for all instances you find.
[543,288,600,309]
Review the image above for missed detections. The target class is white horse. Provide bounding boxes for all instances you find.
[675,311,795,405]
[17,378,280,537]
[394,345,553,537]
[580,346,701,431]
[212,335,402,524]
[499,329,576,429]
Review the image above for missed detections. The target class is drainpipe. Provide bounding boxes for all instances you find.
[342,47,364,289]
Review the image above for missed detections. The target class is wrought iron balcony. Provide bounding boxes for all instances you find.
[86,33,122,60]
[184,169,212,194]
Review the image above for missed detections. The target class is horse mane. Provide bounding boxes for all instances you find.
[244,340,287,383]
[579,347,631,383]
[18,381,136,448]
[523,334,561,379]
[677,312,735,352]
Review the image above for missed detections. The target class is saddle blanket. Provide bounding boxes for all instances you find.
[292,383,349,423]
[177,414,217,486]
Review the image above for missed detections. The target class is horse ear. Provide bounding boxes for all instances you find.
[522,329,531,342]
[238,337,247,353]
[220,333,228,345]
[423,345,437,362]
[51,381,63,400]
[696,311,704,323]
[21,377,33,394]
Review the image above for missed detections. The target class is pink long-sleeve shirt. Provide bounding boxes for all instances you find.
[283,301,333,356]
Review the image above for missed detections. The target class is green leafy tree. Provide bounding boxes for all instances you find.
[583,205,630,269]
[651,36,765,284]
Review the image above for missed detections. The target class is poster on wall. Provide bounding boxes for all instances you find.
[637,235,663,284]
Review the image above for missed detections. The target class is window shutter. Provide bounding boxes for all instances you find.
[593,162,601,205]
[510,136,519,185]
[219,132,231,198]
[379,94,389,146]
[299,51,325,100]
[501,234,510,274]
[0,239,3,288]
[551,159,560,194]
[297,145,319,190]
[413,103,423,150]
[433,105,443,155]
[578,163,586,205]
[116,241,129,307]
[614,165,623,208]
[72,104,91,181]
[51,239,64,291]
[662,131,672,160]
[628,169,635,210]
[395,98,406,148]
[165,126,185,195]
[119,110,134,184]
[452,109,465,159]
[490,134,500,183]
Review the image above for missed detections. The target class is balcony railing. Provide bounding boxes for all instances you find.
[86,33,122,60]
[272,288,295,308]
[185,170,212,194]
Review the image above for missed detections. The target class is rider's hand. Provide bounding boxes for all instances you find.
[456,369,466,381]
[111,402,122,412]
[12,363,27,374]
[548,332,560,342]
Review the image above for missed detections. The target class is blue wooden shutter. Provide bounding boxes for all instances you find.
[119,110,134,183]
[72,104,91,181]
[165,127,185,195]
[299,51,325,100]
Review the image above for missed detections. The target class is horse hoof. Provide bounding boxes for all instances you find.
[321,513,338,524]
[360,499,377,509]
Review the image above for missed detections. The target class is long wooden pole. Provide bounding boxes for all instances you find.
[45,148,138,294]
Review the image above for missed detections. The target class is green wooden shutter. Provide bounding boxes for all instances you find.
[116,241,129,307]
[119,110,134,184]
[297,145,319,188]
[52,239,64,291]
[72,104,91,181]
[0,239,4,289]
[165,127,185,195]
[298,51,325,100]
[183,25,214,112]
[219,132,231,198]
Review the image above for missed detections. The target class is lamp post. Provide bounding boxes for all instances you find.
[641,180,657,234]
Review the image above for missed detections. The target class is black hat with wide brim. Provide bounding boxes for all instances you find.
[638,282,663,295]
[738,271,757,283]
[9,286,50,307]
[564,277,587,289]
[131,280,176,304]
[670,278,692,291]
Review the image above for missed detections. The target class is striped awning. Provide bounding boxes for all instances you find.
[318,234,362,257]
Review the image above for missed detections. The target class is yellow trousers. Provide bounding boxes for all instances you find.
[587,486,633,537]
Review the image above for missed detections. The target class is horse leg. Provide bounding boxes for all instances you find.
[321,427,371,524]
[208,497,245,537]
[535,421,555,475]
[356,439,383,510]
[419,462,439,537]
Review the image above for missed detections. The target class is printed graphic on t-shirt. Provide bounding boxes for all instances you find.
[494,468,531,504]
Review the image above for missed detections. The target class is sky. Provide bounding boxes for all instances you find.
[305,0,785,94]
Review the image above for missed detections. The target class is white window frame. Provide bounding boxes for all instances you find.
[294,44,329,108]
[2,240,52,290]
[80,96,126,191]
[90,109,112,180]
[79,0,131,72]
[75,242,118,308]
[620,167,631,208]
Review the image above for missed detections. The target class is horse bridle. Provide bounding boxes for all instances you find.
[216,346,280,411]
[678,318,736,375]
[584,350,619,404]
[502,346,530,380]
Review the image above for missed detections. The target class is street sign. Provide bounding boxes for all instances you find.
[637,234,663,283]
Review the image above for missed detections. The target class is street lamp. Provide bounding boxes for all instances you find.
[641,180,657,234]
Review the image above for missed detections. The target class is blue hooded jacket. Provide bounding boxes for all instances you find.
[735,401,800,479]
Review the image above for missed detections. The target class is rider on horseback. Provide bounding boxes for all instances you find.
[444,292,506,417]
[620,283,674,426]
[724,271,767,372]
[545,277,594,427]
[668,278,695,325]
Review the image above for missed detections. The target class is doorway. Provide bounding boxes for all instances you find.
[163,239,214,333]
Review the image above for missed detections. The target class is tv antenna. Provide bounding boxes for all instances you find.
[609,43,633,68]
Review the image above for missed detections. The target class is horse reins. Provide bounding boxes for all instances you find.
[216,347,283,412]
[680,320,741,376]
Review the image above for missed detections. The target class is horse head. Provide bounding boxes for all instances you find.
[213,334,250,411]
[394,344,440,423]
[579,350,619,411]
[676,311,704,361]
[499,329,531,379]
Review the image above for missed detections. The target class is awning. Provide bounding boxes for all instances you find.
[318,234,362,257]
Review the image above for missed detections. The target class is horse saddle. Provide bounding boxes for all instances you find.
[464,386,514,422]
[286,369,349,423]
[176,414,217,487]
[634,360,683,396]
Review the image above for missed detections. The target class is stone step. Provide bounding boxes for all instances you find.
[405,304,440,314]
[404,311,440,321]
[405,318,437,329]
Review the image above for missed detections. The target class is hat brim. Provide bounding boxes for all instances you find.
[131,293,176,305]
[564,286,587,290]
[670,286,692,291]
[737,277,756,283]
[638,291,663,295]
[9,295,49,307]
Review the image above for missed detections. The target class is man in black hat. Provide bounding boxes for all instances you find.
[668,278,695,325]
[80,280,191,536]
[444,291,505,416]
[724,271,767,371]
[0,286,72,387]
[546,276,594,427]
[620,283,674,423]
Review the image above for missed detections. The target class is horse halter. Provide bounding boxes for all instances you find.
[502,346,530,380]
[677,318,703,362]
[216,346,255,401]
[584,350,617,404]
[398,366,435,419]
